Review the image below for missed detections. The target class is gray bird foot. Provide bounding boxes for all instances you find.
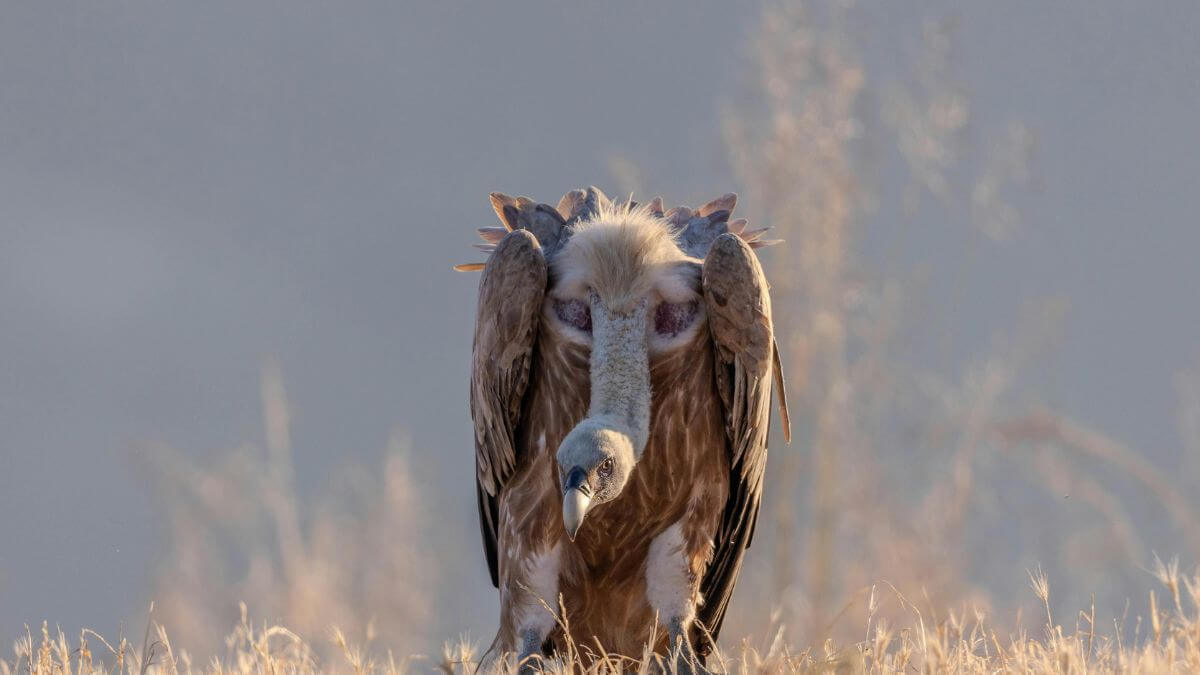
[649,651,708,675]
[515,630,546,675]
[671,649,712,675]
[665,654,705,675]
[663,629,709,675]
[515,656,542,675]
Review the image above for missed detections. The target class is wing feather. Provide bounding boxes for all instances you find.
[695,233,789,652]
[470,229,547,587]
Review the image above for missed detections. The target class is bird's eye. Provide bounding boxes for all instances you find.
[598,458,614,477]
[554,298,592,333]
[654,301,698,338]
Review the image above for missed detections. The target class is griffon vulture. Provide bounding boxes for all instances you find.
[460,187,789,671]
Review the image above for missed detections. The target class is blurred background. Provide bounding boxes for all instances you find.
[2,0,1199,662]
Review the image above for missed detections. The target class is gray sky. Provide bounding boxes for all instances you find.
[2,0,1199,649]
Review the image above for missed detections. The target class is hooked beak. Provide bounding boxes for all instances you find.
[562,467,592,541]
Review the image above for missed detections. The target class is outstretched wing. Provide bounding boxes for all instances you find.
[470,229,548,587]
[695,232,790,652]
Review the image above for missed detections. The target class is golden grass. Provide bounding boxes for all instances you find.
[7,565,1200,674]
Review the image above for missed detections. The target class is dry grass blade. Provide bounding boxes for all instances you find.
[0,590,1185,675]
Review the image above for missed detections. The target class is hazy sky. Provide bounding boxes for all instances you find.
[2,0,1198,648]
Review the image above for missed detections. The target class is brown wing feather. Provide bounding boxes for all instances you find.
[695,232,786,652]
[470,229,547,587]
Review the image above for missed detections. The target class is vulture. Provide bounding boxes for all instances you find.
[459,187,789,672]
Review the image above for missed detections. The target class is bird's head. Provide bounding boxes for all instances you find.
[547,201,707,541]
[555,420,637,540]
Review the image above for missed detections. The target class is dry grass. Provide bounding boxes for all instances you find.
[132,361,437,659]
[6,566,1200,674]
[8,2,1199,674]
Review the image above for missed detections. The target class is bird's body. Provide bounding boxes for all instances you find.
[464,187,787,670]
[495,322,728,656]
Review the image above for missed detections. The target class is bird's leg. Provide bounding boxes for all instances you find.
[501,543,562,674]
[646,523,707,674]
[666,618,705,675]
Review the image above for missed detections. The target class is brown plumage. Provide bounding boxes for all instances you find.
[464,187,788,670]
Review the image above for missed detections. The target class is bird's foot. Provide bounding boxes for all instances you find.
[663,630,709,675]
[515,630,548,675]
[514,654,543,675]
[652,650,709,675]
[668,652,709,675]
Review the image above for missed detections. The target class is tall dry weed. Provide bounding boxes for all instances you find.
[138,361,435,659]
[710,0,1200,649]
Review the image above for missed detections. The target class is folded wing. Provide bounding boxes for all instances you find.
[696,232,791,652]
[470,229,548,587]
